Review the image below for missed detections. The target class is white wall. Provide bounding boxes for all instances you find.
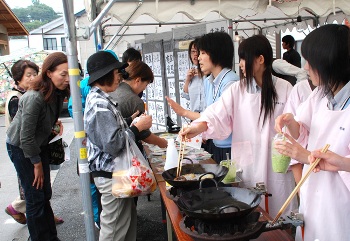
[29,35,44,50]
[28,34,67,52]
[9,39,29,53]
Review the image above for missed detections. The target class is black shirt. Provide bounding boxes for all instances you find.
[283,49,301,68]
[8,88,25,118]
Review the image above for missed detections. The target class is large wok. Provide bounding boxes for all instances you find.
[162,163,228,189]
[176,180,261,221]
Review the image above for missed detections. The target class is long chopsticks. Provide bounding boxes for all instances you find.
[271,144,330,224]
[176,127,187,178]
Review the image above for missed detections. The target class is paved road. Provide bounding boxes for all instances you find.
[0,115,166,241]
[0,115,75,241]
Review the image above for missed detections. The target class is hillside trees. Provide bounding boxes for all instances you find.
[12,2,60,32]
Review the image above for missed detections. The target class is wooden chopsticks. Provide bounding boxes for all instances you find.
[271,144,330,224]
[176,127,187,178]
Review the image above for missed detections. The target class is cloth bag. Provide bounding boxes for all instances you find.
[48,133,65,165]
[112,131,157,198]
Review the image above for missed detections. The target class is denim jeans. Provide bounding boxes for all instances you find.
[7,143,58,241]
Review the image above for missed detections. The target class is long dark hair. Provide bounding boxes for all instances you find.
[238,35,277,125]
[30,52,69,103]
[188,38,203,78]
[188,39,198,65]
[301,24,350,97]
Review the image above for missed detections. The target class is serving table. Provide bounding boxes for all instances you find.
[145,144,294,241]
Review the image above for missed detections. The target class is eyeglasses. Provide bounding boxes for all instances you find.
[190,50,198,55]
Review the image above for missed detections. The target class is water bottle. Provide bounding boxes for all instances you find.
[164,139,179,171]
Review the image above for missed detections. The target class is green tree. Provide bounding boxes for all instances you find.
[27,4,59,22]
[12,3,60,32]
[24,20,48,32]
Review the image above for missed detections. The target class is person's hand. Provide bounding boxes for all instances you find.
[310,149,350,172]
[274,133,310,164]
[53,120,64,136]
[186,68,197,80]
[131,110,140,120]
[33,162,44,189]
[274,113,295,133]
[165,96,186,116]
[134,115,152,131]
[158,138,168,148]
[180,122,207,140]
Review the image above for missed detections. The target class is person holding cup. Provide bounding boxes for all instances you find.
[180,35,297,217]
[271,133,291,173]
[274,24,350,241]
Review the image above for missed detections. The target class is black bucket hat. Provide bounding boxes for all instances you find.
[87,51,128,85]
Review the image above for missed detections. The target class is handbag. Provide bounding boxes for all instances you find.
[112,131,157,198]
[48,133,65,165]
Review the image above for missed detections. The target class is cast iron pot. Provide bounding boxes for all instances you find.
[162,163,228,189]
[176,179,261,221]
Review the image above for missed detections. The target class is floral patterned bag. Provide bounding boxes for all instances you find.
[112,131,157,198]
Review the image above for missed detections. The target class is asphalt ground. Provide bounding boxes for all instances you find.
[1,114,168,241]
[54,138,167,241]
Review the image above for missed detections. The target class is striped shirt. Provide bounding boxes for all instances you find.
[84,86,138,176]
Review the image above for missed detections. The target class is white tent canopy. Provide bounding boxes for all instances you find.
[84,0,350,34]
[84,0,350,22]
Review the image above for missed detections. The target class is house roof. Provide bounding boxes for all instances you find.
[0,0,28,36]
[30,17,64,35]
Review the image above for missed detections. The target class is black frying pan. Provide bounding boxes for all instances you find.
[162,163,228,189]
[176,180,261,220]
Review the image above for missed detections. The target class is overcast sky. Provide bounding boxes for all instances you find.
[6,0,85,13]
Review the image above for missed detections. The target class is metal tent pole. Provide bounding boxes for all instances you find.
[62,0,96,240]
[83,0,118,40]
[103,1,142,50]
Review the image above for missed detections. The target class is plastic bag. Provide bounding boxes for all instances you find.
[112,132,157,198]
[48,133,65,165]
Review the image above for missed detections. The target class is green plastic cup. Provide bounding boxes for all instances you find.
[220,160,236,183]
[271,133,291,173]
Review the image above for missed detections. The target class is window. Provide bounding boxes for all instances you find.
[61,38,66,52]
[43,38,57,50]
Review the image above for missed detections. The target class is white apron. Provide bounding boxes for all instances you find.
[296,94,350,241]
[198,79,297,217]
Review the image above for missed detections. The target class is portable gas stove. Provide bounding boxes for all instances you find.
[179,211,303,241]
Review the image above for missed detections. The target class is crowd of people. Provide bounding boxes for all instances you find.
[3,23,350,241]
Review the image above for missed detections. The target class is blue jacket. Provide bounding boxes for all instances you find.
[68,76,90,117]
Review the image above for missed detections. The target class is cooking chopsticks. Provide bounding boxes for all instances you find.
[176,127,187,178]
[271,144,330,224]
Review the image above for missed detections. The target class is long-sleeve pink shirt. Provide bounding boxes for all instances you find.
[194,78,297,217]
